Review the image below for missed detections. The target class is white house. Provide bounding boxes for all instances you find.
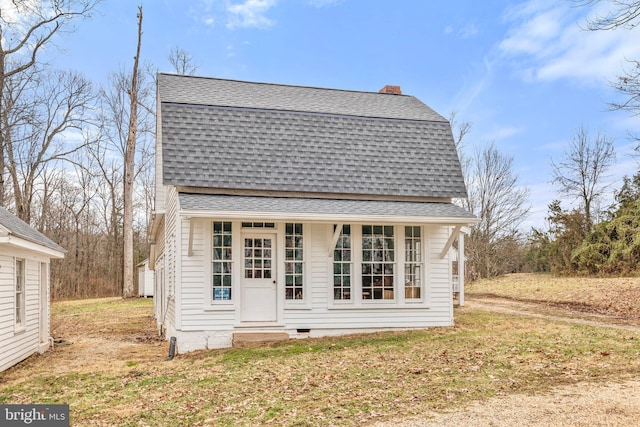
[150,74,476,353]
[0,207,65,372]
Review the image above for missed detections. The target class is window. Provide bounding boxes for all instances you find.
[15,259,25,328]
[333,225,352,300]
[285,223,304,300]
[404,226,422,299]
[244,237,272,279]
[241,222,275,229]
[362,225,395,300]
[213,222,233,301]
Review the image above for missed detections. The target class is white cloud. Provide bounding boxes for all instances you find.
[483,126,523,141]
[307,0,341,7]
[459,23,479,39]
[499,0,640,85]
[444,23,479,39]
[226,0,276,29]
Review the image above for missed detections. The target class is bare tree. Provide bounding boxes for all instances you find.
[168,46,199,75]
[577,0,640,30]
[449,111,472,190]
[4,68,95,222]
[576,1,640,149]
[0,0,100,210]
[551,127,615,230]
[123,5,143,298]
[464,143,530,279]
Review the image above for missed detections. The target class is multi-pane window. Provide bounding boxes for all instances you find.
[213,222,233,301]
[241,222,275,229]
[285,223,304,300]
[15,259,25,327]
[362,225,395,300]
[404,226,422,299]
[244,238,272,279]
[333,225,352,300]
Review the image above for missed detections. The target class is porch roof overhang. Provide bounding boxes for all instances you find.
[178,193,478,225]
[0,234,66,258]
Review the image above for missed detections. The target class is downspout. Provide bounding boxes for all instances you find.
[166,336,177,361]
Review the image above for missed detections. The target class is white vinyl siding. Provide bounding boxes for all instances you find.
[169,216,456,352]
[1,249,53,372]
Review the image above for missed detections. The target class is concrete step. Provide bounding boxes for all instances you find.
[232,332,290,347]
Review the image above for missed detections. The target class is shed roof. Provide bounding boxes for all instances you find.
[0,206,66,254]
[158,74,468,200]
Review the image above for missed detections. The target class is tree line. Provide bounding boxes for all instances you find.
[458,0,640,280]
[0,1,198,299]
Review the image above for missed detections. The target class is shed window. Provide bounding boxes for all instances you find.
[15,259,25,328]
[212,222,233,300]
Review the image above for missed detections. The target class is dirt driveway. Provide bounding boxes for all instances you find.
[377,295,640,427]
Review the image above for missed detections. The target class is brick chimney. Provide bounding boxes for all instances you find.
[379,85,402,95]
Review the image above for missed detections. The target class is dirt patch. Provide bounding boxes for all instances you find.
[466,295,640,333]
[395,289,640,427]
[376,380,640,427]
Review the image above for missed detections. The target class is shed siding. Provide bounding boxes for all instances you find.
[0,248,51,372]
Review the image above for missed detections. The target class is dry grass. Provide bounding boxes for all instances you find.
[466,273,640,318]
[1,282,639,426]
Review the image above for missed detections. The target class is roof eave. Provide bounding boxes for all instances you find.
[179,208,478,225]
[0,235,66,258]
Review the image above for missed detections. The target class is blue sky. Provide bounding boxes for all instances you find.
[50,0,640,230]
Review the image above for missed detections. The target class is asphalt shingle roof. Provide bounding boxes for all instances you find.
[158,74,446,122]
[0,206,66,253]
[159,74,468,199]
[179,193,476,220]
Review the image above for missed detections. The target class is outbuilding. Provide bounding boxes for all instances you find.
[0,207,65,372]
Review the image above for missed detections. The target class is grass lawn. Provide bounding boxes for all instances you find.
[467,273,640,318]
[0,277,639,426]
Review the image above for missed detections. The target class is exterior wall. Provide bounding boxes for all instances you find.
[0,246,51,372]
[155,186,179,336]
[170,218,456,353]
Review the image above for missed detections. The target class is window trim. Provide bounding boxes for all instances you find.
[332,224,353,304]
[284,223,305,302]
[403,225,425,303]
[361,224,396,302]
[283,223,312,308]
[328,223,427,309]
[15,258,26,331]
[210,221,235,307]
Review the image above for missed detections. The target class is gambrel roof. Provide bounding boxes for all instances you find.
[158,74,468,200]
[0,206,65,254]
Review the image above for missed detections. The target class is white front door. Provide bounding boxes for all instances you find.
[241,233,277,322]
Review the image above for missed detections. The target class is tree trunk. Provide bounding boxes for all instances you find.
[123,5,143,298]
